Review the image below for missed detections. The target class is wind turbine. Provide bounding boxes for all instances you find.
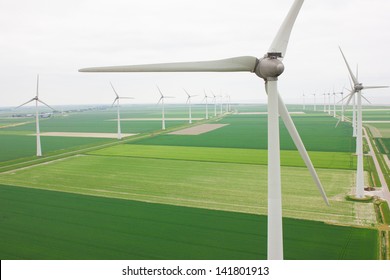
[312,93,316,111]
[202,90,209,119]
[184,89,197,124]
[302,92,305,110]
[327,92,331,115]
[110,82,134,140]
[79,0,329,260]
[339,47,388,198]
[211,91,218,117]
[156,86,174,130]
[15,75,55,157]
[322,93,327,112]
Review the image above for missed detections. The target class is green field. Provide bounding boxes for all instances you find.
[0,185,377,260]
[0,104,384,260]
[0,153,375,226]
[134,114,356,153]
[89,144,357,170]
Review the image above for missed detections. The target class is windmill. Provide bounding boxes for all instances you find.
[339,47,388,198]
[202,90,209,120]
[302,92,305,110]
[312,93,316,111]
[327,92,331,115]
[184,89,197,124]
[15,75,55,157]
[322,93,327,112]
[110,82,134,140]
[156,86,174,130]
[79,0,329,260]
[210,91,218,117]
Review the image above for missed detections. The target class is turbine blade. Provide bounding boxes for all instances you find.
[37,99,55,111]
[361,94,371,104]
[36,74,40,98]
[79,56,258,73]
[338,92,352,104]
[120,97,135,99]
[157,97,163,105]
[109,82,119,98]
[345,92,355,107]
[111,97,118,107]
[277,92,329,205]
[335,118,341,128]
[156,85,164,98]
[363,86,389,90]
[339,47,359,85]
[183,89,190,97]
[268,0,304,59]
[15,98,35,109]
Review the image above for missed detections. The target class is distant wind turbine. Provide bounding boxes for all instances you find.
[110,82,134,140]
[322,93,327,112]
[339,47,389,198]
[156,86,174,130]
[184,89,197,124]
[211,91,218,117]
[79,0,329,260]
[202,90,209,120]
[312,93,316,111]
[15,75,55,157]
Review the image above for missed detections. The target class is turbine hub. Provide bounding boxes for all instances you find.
[255,54,284,81]
[355,83,363,91]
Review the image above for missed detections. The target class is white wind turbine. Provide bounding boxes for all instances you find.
[202,90,209,119]
[110,82,134,140]
[79,0,329,259]
[339,47,388,198]
[184,89,197,124]
[302,92,305,110]
[15,75,55,157]
[312,93,316,111]
[211,91,218,117]
[322,93,327,112]
[156,86,174,130]
[327,92,331,115]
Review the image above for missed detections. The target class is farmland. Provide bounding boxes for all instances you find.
[0,104,387,260]
[0,184,377,260]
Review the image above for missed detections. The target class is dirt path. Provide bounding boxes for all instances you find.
[363,126,390,204]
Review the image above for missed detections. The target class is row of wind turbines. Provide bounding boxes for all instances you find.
[301,47,388,201]
[14,0,388,260]
[15,75,232,156]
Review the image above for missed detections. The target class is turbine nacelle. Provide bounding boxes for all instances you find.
[255,54,285,81]
[355,83,363,91]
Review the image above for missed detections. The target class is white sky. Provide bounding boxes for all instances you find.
[0,0,389,107]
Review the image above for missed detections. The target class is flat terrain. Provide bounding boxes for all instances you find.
[0,184,378,260]
[0,104,386,260]
[0,152,375,226]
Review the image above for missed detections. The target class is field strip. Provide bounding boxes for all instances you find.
[0,155,84,174]
[168,124,229,135]
[110,118,204,121]
[0,121,32,129]
[31,132,137,138]
[237,112,305,115]
[363,121,390,124]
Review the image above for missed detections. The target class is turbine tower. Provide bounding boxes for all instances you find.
[302,92,305,110]
[211,91,218,117]
[312,93,316,111]
[322,93,326,112]
[202,90,209,120]
[339,47,388,198]
[110,82,134,140]
[156,86,174,130]
[15,75,55,157]
[79,0,329,259]
[184,89,197,124]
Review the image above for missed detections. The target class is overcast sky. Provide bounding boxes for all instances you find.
[0,0,389,107]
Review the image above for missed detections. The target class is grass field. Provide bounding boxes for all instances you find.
[0,153,375,226]
[134,114,356,153]
[0,185,378,260]
[0,134,111,162]
[89,144,357,170]
[0,104,384,260]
